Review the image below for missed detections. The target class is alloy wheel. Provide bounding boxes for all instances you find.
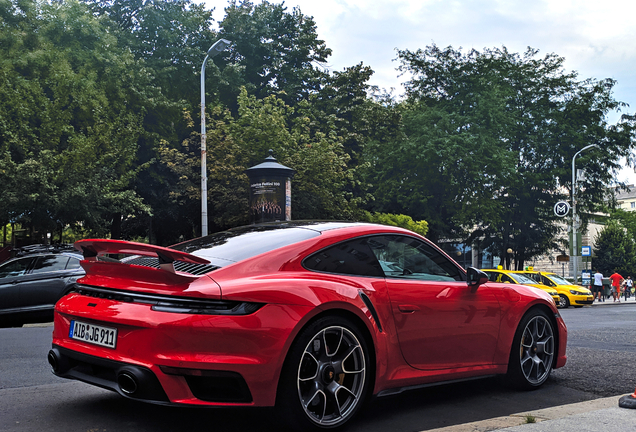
[296,325,366,427]
[519,315,554,386]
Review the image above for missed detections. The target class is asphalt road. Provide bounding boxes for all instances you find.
[550,302,636,398]
[1,303,634,432]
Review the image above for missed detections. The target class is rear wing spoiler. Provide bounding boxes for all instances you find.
[74,239,210,274]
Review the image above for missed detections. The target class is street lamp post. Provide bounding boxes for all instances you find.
[571,144,598,284]
[201,38,231,237]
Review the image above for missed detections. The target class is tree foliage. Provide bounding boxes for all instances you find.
[218,0,331,107]
[593,221,636,275]
[367,45,636,267]
[363,212,429,237]
[3,0,636,257]
[154,88,361,238]
[0,0,152,239]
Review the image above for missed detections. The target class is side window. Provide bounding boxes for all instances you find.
[485,272,499,282]
[367,235,463,282]
[540,275,555,287]
[31,256,70,274]
[0,258,33,278]
[500,274,515,284]
[66,257,81,270]
[303,238,383,277]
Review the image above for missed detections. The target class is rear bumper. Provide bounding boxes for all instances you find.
[52,293,312,407]
[48,345,172,403]
[49,345,253,404]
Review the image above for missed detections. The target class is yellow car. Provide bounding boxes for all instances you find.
[481,269,561,305]
[518,270,594,308]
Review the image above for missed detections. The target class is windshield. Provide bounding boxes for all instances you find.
[510,273,539,284]
[547,274,571,285]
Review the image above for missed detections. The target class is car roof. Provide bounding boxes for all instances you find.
[3,251,83,263]
[171,221,418,267]
[218,220,383,233]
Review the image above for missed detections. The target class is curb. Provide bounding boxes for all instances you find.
[22,322,54,328]
[591,299,636,306]
[421,395,623,432]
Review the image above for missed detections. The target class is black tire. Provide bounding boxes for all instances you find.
[558,294,570,308]
[506,309,555,390]
[277,316,372,431]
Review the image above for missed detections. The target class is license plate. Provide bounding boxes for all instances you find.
[69,320,117,349]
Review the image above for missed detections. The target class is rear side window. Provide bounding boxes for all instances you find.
[303,238,384,277]
[540,275,555,287]
[31,256,70,274]
[66,257,81,270]
[0,258,32,278]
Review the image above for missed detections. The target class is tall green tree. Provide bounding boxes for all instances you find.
[367,44,636,268]
[81,0,218,109]
[612,208,636,243]
[593,221,636,275]
[0,0,152,239]
[78,0,226,241]
[153,88,362,242]
[218,0,331,107]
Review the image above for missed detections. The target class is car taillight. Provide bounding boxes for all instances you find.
[72,284,263,315]
[151,301,262,315]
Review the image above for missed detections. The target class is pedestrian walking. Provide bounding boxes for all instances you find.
[625,276,633,301]
[609,270,624,302]
[593,269,604,302]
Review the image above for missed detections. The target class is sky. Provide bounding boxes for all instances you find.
[205,0,636,184]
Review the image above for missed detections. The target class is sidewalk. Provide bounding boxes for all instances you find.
[591,296,636,305]
[424,395,636,432]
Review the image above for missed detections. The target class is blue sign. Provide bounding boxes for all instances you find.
[581,246,591,256]
[582,270,591,286]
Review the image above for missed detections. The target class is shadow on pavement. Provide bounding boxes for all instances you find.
[1,375,600,432]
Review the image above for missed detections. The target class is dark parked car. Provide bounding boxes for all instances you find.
[0,252,84,327]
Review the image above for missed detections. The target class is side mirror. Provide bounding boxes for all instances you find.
[467,267,489,291]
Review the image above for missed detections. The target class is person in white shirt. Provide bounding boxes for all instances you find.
[593,270,604,302]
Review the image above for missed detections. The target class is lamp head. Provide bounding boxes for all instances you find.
[207,39,232,57]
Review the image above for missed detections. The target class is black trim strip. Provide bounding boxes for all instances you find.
[376,375,496,397]
[72,285,263,315]
[359,291,382,333]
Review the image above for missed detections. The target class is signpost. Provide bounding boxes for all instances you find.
[557,254,569,278]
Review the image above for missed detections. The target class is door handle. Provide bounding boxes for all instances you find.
[398,304,420,313]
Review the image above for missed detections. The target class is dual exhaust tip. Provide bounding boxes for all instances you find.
[48,348,141,396]
[116,371,139,395]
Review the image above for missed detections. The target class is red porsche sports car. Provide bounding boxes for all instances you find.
[49,221,567,430]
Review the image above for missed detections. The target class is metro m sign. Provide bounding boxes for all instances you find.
[554,201,570,217]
